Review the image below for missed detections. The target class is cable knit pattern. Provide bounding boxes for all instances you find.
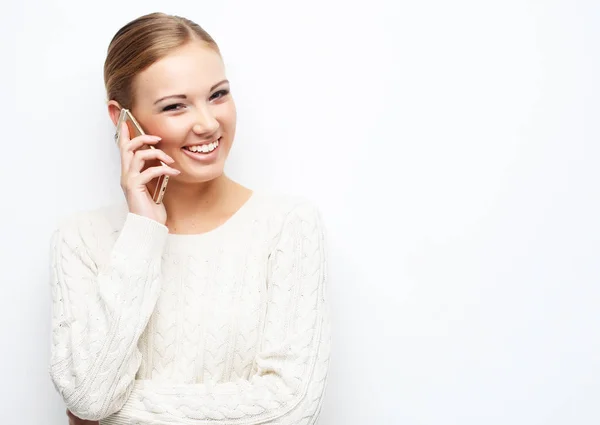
[49,192,331,425]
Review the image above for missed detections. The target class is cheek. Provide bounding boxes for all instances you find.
[158,141,184,155]
[152,124,190,150]
[219,102,237,128]
[157,123,189,140]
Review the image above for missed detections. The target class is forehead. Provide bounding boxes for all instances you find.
[134,42,225,102]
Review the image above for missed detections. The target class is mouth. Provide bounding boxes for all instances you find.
[181,137,222,162]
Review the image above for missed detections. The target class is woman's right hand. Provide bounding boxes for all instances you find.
[118,120,180,225]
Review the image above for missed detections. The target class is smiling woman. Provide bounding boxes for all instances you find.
[48,12,331,425]
[105,18,236,192]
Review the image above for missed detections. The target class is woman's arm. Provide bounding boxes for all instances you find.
[49,212,169,421]
[105,201,332,425]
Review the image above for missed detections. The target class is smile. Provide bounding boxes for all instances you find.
[181,138,222,162]
[182,138,220,153]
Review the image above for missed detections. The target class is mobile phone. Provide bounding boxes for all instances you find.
[115,108,169,204]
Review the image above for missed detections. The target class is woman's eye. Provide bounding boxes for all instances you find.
[161,91,228,111]
[162,103,185,112]
[211,89,229,101]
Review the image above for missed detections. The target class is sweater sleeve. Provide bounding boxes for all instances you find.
[49,212,169,421]
[105,201,332,425]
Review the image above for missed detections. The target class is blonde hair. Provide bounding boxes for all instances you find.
[103,12,220,109]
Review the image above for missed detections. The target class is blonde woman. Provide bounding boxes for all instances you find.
[49,12,331,425]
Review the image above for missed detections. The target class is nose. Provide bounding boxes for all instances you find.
[192,105,219,137]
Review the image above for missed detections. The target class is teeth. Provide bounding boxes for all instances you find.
[185,139,220,153]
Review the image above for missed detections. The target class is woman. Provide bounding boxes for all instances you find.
[49,12,331,425]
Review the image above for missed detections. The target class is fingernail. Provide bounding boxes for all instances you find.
[150,136,162,141]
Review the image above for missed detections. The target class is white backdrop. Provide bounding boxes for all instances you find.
[1,1,599,424]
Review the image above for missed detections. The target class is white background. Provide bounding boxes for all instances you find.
[1,1,599,424]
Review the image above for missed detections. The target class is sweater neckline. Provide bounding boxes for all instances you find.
[165,190,258,243]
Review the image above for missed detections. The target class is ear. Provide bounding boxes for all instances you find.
[107,100,123,126]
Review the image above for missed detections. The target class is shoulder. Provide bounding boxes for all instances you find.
[52,202,128,249]
[254,191,320,216]
[250,190,324,230]
[250,191,326,249]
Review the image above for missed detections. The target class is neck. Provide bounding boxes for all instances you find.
[161,174,241,226]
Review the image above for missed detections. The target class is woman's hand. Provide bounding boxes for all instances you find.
[66,409,99,425]
[118,120,180,225]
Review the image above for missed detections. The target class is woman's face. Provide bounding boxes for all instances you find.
[128,41,236,184]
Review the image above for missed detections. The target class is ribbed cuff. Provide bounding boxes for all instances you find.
[100,387,146,425]
[99,413,131,425]
[112,213,169,261]
[99,386,145,425]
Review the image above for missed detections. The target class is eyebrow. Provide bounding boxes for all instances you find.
[153,79,229,105]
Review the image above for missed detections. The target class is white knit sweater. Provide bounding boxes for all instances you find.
[48,191,331,425]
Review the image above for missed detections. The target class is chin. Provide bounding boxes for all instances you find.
[179,166,225,183]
